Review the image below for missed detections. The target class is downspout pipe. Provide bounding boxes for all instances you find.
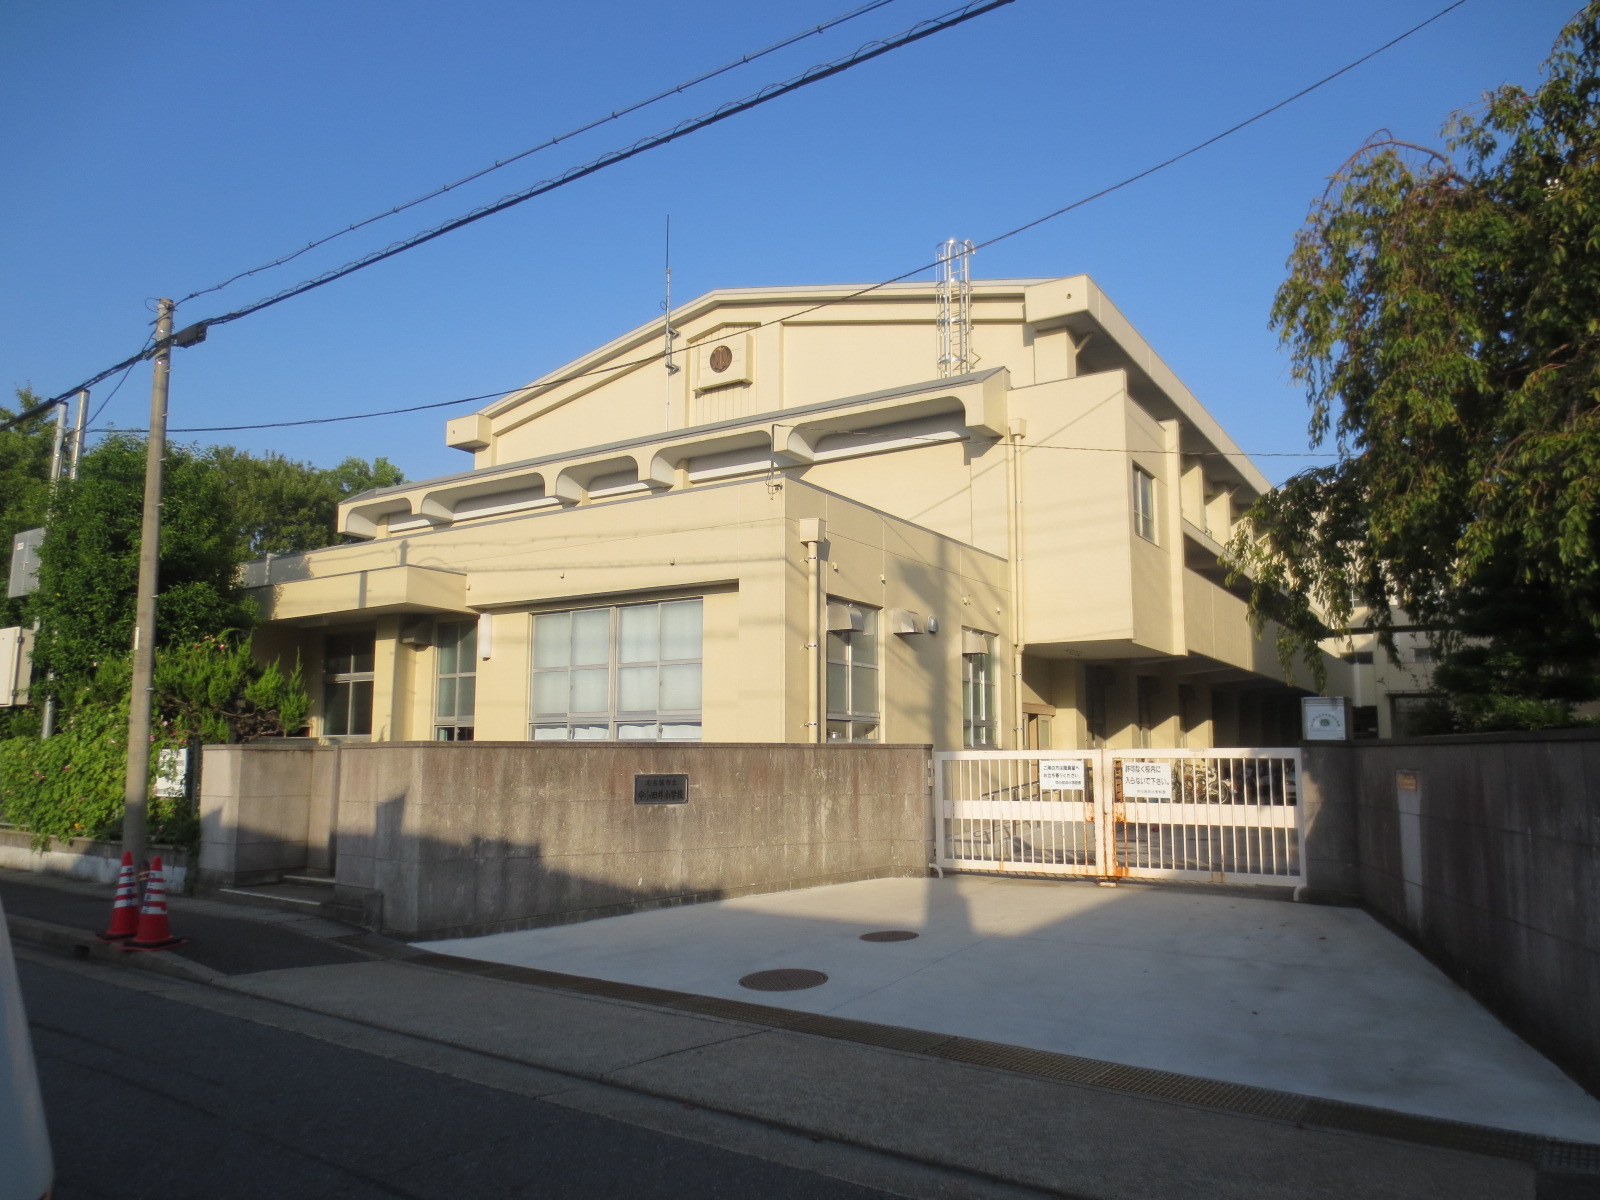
[799,518,827,743]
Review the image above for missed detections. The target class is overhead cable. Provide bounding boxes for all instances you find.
[23,0,1464,431]
[29,0,1013,416]
[177,0,908,305]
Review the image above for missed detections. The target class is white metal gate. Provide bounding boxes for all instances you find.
[934,748,1303,887]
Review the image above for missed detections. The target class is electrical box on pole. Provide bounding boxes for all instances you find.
[7,529,44,599]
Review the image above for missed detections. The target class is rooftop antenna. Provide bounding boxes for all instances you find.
[936,238,976,378]
[662,216,680,429]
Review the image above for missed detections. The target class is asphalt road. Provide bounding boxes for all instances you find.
[17,952,914,1200]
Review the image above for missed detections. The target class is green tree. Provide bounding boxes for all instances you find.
[0,391,56,631]
[1228,3,1600,729]
[27,434,256,695]
[211,449,404,557]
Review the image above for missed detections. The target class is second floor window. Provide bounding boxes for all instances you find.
[1133,466,1157,543]
[826,601,879,741]
[435,620,477,740]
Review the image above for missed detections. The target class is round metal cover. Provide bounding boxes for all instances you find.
[709,345,733,372]
[738,968,828,991]
[859,930,919,942]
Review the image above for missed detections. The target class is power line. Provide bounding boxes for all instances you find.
[28,0,1011,416]
[26,0,1463,432]
[195,0,1014,332]
[177,0,908,305]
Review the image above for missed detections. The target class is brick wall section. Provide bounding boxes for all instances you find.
[1337,731,1600,1097]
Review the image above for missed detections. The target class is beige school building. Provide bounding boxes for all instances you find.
[246,274,1347,751]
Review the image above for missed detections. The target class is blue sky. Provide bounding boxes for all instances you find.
[0,0,1577,486]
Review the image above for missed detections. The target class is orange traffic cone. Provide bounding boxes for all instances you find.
[124,856,185,951]
[97,851,140,942]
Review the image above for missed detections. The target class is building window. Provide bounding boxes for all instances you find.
[962,630,999,748]
[322,632,374,737]
[1086,667,1111,749]
[435,620,477,740]
[530,599,702,740]
[826,601,879,741]
[1136,675,1158,748]
[1133,466,1157,543]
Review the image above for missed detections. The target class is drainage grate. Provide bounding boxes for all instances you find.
[739,968,829,991]
[859,930,919,942]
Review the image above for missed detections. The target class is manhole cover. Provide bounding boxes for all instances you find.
[739,968,829,991]
[859,930,919,942]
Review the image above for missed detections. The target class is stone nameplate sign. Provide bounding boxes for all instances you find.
[634,773,689,805]
[1038,760,1085,792]
[1120,760,1173,799]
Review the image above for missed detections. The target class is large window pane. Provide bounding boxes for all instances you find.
[534,613,570,668]
[571,609,610,666]
[617,665,657,711]
[531,671,567,715]
[456,677,475,720]
[350,680,373,736]
[659,663,700,711]
[851,665,877,712]
[569,668,608,713]
[826,662,848,712]
[661,600,702,659]
[618,605,658,664]
[436,677,456,720]
[323,682,348,736]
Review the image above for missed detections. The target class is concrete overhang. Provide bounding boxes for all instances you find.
[249,564,471,626]
[338,370,1010,538]
[1024,276,1270,497]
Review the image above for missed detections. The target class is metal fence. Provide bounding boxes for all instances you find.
[935,747,1303,887]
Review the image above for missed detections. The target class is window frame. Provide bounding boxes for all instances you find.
[962,630,999,748]
[529,598,703,741]
[434,620,478,741]
[1132,465,1158,543]
[321,631,375,738]
[825,600,880,742]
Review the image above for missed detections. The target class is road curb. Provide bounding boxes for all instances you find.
[7,913,224,985]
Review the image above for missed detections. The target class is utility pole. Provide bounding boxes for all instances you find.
[37,401,70,739]
[121,300,174,875]
[69,388,88,480]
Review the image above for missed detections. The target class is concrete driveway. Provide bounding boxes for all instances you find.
[419,874,1600,1143]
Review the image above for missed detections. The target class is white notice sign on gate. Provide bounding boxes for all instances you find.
[1038,760,1085,792]
[1120,760,1173,799]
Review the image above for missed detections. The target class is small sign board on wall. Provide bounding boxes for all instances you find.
[154,747,188,799]
[634,773,689,805]
[1038,760,1085,792]
[1302,697,1350,741]
[1120,760,1173,799]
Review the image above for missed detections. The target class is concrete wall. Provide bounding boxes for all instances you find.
[203,740,931,940]
[198,741,326,886]
[1338,731,1600,1097]
[0,828,189,889]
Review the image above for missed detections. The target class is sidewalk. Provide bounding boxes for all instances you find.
[4,866,1596,1200]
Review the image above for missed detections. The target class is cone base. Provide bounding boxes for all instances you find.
[124,937,187,951]
[96,931,136,943]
